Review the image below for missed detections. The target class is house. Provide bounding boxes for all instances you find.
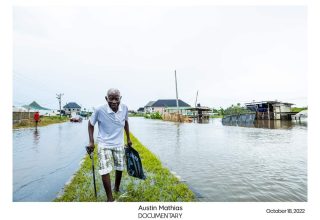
[245,100,294,120]
[63,102,81,116]
[144,101,155,113]
[146,99,191,114]
[137,107,144,113]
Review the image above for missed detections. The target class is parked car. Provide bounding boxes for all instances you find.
[70,115,83,122]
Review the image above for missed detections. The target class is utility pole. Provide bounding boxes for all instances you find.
[174,70,180,122]
[195,90,198,107]
[56,93,64,118]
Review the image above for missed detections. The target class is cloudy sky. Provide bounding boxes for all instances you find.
[13,6,307,110]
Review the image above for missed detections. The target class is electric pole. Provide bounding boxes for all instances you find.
[195,90,198,107]
[56,93,64,118]
[174,70,180,122]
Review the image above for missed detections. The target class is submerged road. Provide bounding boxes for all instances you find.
[13,120,90,201]
[13,117,308,202]
[129,118,308,202]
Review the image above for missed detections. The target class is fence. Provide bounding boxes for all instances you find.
[13,111,36,123]
[222,113,256,126]
[162,113,192,123]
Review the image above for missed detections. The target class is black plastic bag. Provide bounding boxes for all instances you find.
[125,145,146,180]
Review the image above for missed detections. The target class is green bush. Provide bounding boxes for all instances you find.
[144,112,162,119]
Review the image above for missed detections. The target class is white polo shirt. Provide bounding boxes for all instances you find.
[90,103,128,149]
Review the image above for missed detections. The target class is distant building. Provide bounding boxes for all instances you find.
[144,101,155,113]
[245,101,294,120]
[63,102,81,116]
[145,99,191,114]
[13,106,28,112]
[137,107,144,113]
[23,101,51,111]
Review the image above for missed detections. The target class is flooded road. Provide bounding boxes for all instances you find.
[129,118,307,202]
[13,117,307,202]
[13,120,89,201]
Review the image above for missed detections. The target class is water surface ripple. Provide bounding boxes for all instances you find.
[129,118,307,202]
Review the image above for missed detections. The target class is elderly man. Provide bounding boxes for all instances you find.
[88,88,132,202]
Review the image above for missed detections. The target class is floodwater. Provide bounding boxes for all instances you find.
[129,118,307,202]
[13,117,307,202]
[13,120,90,201]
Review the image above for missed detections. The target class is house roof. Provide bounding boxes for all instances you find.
[23,101,51,110]
[13,106,28,112]
[63,102,81,109]
[151,99,190,108]
[245,101,294,106]
[145,101,155,107]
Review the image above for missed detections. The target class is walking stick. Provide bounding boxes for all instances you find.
[86,146,97,199]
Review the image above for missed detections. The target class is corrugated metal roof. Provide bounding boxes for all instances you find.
[245,101,294,106]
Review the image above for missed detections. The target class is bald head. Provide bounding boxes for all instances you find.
[107,88,121,97]
[105,88,122,111]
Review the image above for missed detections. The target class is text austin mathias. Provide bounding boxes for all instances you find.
[138,205,183,219]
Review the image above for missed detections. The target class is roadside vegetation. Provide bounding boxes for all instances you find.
[209,114,223,118]
[128,113,144,117]
[211,103,253,117]
[144,112,162,119]
[13,116,69,129]
[54,133,195,202]
[222,103,254,116]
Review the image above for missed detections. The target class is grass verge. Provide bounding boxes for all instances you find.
[13,116,69,129]
[209,115,223,118]
[54,133,195,202]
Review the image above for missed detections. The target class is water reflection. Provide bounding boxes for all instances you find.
[129,117,307,202]
[192,118,210,124]
[33,129,40,145]
[253,120,293,129]
[13,121,89,201]
[223,120,306,129]
[292,120,308,126]
[175,123,181,153]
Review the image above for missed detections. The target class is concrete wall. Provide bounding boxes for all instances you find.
[144,106,153,113]
[64,108,81,115]
[13,111,36,122]
[280,105,291,112]
[153,107,165,114]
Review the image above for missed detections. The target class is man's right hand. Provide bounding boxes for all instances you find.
[87,142,95,154]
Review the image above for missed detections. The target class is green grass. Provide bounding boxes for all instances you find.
[54,133,195,202]
[13,116,69,129]
[209,115,223,118]
[128,113,144,117]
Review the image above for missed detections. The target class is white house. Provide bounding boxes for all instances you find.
[63,102,81,115]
